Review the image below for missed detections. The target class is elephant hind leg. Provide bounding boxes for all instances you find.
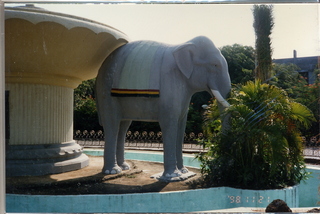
[102,118,122,174]
[117,120,132,170]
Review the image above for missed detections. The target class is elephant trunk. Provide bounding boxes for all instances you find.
[211,89,230,108]
[211,89,231,133]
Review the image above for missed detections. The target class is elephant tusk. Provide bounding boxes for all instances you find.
[211,89,230,108]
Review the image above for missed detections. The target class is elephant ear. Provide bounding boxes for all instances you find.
[173,43,196,79]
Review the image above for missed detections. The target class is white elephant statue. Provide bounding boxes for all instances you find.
[95,36,231,181]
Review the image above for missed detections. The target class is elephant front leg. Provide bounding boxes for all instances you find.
[160,122,182,179]
[162,142,182,179]
[103,124,122,174]
[116,120,132,170]
[176,113,189,174]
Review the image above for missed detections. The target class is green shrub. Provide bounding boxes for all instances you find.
[198,80,315,189]
[74,97,102,131]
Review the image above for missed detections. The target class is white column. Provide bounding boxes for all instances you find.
[6,83,73,145]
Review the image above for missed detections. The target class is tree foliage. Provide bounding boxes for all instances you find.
[74,78,102,131]
[198,80,315,189]
[270,63,305,96]
[253,5,274,82]
[270,64,319,137]
[220,44,255,84]
[295,69,320,137]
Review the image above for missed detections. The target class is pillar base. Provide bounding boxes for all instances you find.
[6,141,89,176]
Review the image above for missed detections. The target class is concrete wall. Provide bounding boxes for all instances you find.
[6,185,299,213]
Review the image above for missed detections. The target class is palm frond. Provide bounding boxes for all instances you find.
[289,101,316,129]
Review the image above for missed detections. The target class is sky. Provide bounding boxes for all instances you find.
[5,2,319,59]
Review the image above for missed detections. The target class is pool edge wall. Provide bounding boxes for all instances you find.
[6,149,317,213]
[6,185,299,213]
[299,166,320,207]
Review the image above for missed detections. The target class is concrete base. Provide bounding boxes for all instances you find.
[151,171,196,182]
[6,141,89,176]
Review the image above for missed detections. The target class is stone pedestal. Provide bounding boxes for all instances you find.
[5,5,129,176]
[5,84,88,176]
[6,141,88,176]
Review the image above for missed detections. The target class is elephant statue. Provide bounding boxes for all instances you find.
[95,36,231,181]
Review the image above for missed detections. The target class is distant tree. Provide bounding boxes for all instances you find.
[220,44,255,84]
[253,5,274,82]
[268,63,319,137]
[270,63,305,98]
[294,69,320,137]
[74,78,101,131]
[74,96,101,131]
[74,78,96,109]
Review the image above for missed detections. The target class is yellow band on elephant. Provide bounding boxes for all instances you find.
[111,88,160,97]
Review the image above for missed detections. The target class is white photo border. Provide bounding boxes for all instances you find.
[0,0,318,213]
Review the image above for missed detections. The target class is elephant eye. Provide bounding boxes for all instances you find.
[207,63,219,70]
[210,61,218,66]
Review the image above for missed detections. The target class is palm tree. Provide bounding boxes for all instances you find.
[253,5,274,82]
[199,80,315,189]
